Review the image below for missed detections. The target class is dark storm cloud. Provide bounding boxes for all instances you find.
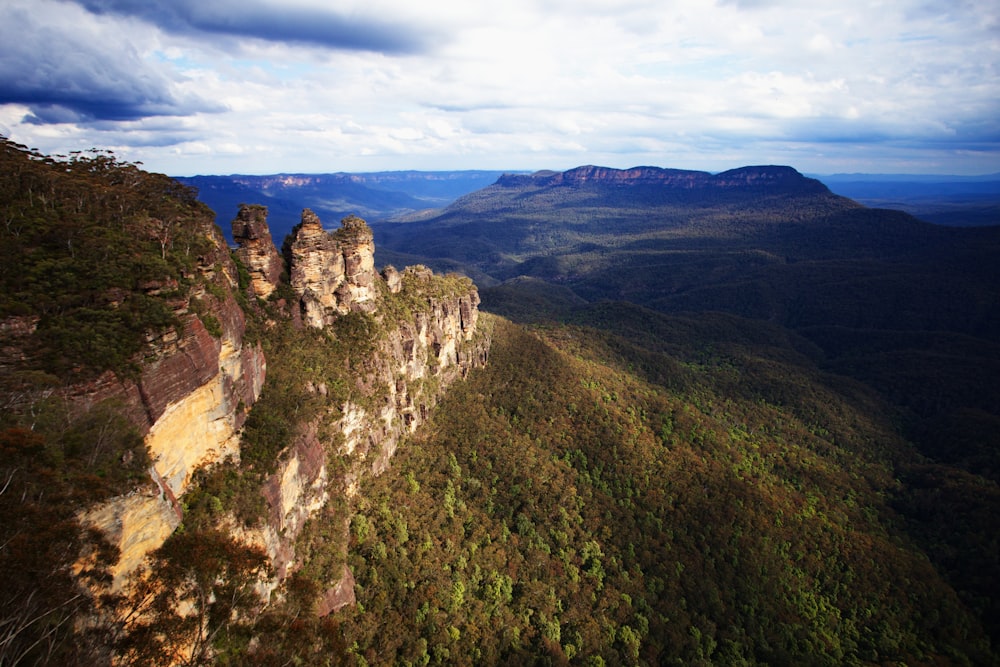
[0,6,222,123]
[67,0,437,54]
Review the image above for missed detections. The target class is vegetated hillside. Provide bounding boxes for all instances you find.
[371,164,1000,658]
[178,170,510,245]
[330,313,995,665]
[0,139,218,380]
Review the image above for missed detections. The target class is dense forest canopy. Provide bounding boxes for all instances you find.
[367,163,1000,664]
[330,315,994,665]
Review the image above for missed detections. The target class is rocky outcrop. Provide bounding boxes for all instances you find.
[79,204,487,618]
[316,565,356,616]
[258,418,330,582]
[0,144,489,662]
[382,265,403,294]
[232,204,284,299]
[225,209,491,612]
[287,210,378,327]
[339,269,484,477]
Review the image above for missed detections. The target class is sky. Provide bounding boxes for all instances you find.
[1,0,998,176]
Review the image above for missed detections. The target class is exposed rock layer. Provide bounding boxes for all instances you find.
[80,222,267,588]
[496,164,830,194]
[252,263,487,607]
[84,207,487,616]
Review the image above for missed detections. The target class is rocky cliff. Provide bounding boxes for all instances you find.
[286,210,379,327]
[0,144,492,664]
[82,208,485,597]
[234,211,488,611]
[495,164,830,194]
[232,203,283,299]
[77,220,267,587]
[39,203,489,663]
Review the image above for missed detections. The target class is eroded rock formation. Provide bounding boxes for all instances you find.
[287,210,378,327]
[0,142,489,663]
[232,203,283,299]
[245,259,487,610]
[82,207,487,620]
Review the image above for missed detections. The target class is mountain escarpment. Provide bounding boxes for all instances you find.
[0,140,487,666]
[79,235,269,586]
[491,164,833,195]
[102,206,489,655]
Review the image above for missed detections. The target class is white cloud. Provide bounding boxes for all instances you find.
[1,0,997,174]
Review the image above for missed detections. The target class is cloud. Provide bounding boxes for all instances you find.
[2,0,998,175]
[64,0,439,54]
[0,2,222,123]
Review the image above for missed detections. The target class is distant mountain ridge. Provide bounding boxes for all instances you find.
[371,160,1000,359]
[816,172,1000,226]
[433,164,842,223]
[372,163,867,277]
[496,164,829,193]
[366,160,1000,658]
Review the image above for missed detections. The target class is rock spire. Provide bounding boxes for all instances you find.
[232,204,284,299]
[287,210,378,328]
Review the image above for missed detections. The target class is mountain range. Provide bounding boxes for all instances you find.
[177,167,1000,242]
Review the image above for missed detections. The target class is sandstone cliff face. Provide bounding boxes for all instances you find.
[79,222,266,588]
[341,271,484,478]
[287,210,378,327]
[494,164,830,195]
[232,203,284,299]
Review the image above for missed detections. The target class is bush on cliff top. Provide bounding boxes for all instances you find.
[0,136,216,379]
